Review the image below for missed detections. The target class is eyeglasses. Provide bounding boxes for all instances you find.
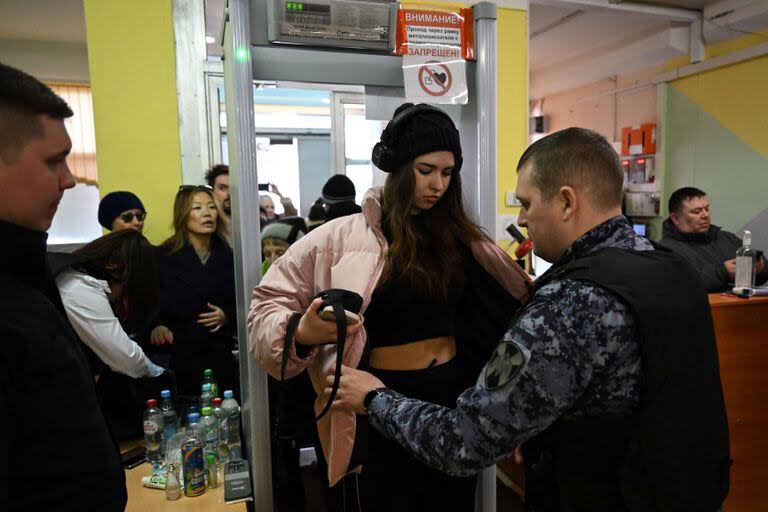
[178,184,213,192]
[119,211,147,223]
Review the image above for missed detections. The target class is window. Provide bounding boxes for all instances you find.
[48,84,98,185]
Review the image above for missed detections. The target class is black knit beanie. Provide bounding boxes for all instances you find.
[322,175,356,205]
[381,103,462,172]
[98,191,145,230]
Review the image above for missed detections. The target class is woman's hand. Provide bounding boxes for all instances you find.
[151,325,174,346]
[323,365,385,415]
[198,303,227,333]
[269,183,283,198]
[294,298,363,346]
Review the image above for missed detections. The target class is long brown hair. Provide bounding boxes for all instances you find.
[379,161,488,300]
[73,230,159,332]
[163,186,229,253]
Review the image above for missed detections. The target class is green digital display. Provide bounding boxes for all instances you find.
[285,2,305,12]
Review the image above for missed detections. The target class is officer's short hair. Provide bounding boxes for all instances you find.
[668,187,706,215]
[0,62,73,164]
[517,127,623,211]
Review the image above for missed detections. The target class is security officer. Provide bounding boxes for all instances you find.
[327,128,730,511]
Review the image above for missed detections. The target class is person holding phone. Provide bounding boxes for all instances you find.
[259,182,298,220]
[248,103,531,511]
[149,185,236,403]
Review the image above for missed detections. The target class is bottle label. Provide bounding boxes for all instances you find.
[144,420,159,434]
[735,255,754,288]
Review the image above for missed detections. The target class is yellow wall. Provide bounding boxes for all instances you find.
[666,28,768,70]
[83,0,182,244]
[497,7,528,229]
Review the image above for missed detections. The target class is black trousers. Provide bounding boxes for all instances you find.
[355,357,478,512]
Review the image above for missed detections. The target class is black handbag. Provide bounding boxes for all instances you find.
[281,289,363,421]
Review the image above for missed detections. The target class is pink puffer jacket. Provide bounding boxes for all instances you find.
[248,187,531,485]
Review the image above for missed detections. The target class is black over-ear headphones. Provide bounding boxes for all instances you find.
[371,103,460,172]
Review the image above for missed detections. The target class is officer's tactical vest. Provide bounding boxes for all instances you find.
[527,246,730,512]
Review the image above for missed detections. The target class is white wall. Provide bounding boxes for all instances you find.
[48,183,103,244]
[0,39,89,82]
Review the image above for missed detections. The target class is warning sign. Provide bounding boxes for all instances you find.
[404,55,467,105]
[398,6,471,105]
[396,8,474,61]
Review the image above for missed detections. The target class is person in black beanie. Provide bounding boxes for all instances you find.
[322,174,362,222]
[249,103,530,511]
[98,190,146,232]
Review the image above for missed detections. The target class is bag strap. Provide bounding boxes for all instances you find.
[315,300,347,421]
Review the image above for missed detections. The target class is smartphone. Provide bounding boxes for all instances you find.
[318,306,361,325]
[121,445,147,469]
[258,183,270,191]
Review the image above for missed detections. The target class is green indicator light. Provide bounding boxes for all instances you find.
[298,3,303,11]
[236,47,248,61]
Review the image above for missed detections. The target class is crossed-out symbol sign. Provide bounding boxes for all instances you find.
[418,60,452,97]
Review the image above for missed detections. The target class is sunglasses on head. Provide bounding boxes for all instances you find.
[119,211,147,223]
[178,184,213,192]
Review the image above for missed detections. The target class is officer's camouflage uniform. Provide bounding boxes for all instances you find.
[367,216,653,477]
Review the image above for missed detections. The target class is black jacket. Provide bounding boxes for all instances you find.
[660,218,768,292]
[0,220,126,511]
[152,235,237,397]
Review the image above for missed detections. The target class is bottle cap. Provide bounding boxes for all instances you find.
[223,390,234,399]
[204,369,214,377]
[188,412,201,423]
[160,389,171,399]
[202,383,212,392]
[202,406,213,415]
[212,397,223,406]
[146,399,158,407]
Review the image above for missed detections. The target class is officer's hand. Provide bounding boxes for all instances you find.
[757,257,765,274]
[295,298,363,346]
[324,365,385,415]
[724,259,736,279]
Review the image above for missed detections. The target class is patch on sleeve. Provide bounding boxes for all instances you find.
[482,341,527,391]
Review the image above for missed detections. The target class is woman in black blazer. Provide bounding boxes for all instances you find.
[150,185,236,401]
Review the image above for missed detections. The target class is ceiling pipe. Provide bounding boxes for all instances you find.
[537,0,705,62]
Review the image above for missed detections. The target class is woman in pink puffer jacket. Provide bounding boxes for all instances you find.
[249,103,531,511]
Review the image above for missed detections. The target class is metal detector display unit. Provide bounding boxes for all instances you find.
[267,0,397,51]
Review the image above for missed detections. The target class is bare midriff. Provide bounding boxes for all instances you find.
[369,336,456,370]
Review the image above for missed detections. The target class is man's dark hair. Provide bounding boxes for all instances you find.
[204,164,229,187]
[668,187,707,215]
[0,62,73,163]
[517,127,624,210]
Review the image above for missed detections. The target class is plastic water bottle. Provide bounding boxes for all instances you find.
[212,397,229,462]
[160,389,179,449]
[200,383,213,409]
[200,406,219,463]
[144,399,164,465]
[735,230,756,288]
[187,412,202,436]
[221,390,241,459]
[202,368,219,398]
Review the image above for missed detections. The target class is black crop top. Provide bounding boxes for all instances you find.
[365,213,469,347]
[364,269,466,347]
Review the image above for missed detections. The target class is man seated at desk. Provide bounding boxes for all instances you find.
[661,186,768,292]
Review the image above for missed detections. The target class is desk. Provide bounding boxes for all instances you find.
[708,293,768,511]
[120,440,247,512]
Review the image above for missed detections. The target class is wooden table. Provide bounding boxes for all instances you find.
[120,440,247,512]
[708,293,768,511]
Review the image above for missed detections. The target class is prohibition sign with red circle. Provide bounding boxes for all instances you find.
[418,60,452,97]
